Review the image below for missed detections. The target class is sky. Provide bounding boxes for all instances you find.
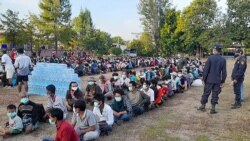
[0,0,227,41]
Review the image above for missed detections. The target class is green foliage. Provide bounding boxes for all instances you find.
[226,0,250,48]
[110,47,122,56]
[33,0,72,51]
[0,10,24,46]
[182,0,217,54]
[138,0,171,56]
[160,8,185,56]
[112,36,125,45]
[128,32,154,56]
[72,8,97,51]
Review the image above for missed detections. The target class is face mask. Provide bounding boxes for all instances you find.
[94,102,100,108]
[7,112,16,118]
[88,81,94,85]
[71,86,78,91]
[20,97,29,104]
[143,85,147,90]
[49,119,56,125]
[115,97,122,102]
[128,86,133,91]
[122,75,126,78]
[114,76,119,80]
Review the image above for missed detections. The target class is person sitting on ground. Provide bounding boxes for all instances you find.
[112,72,122,88]
[72,100,100,141]
[99,75,113,97]
[150,79,159,104]
[17,93,39,133]
[42,108,78,141]
[44,84,67,120]
[111,89,132,124]
[93,94,114,135]
[65,82,84,112]
[0,104,23,138]
[85,77,102,103]
[178,73,187,92]
[141,81,155,109]
[120,71,130,89]
[129,71,137,82]
[127,81,150,115]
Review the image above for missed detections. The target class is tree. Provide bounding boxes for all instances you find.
[160,8,185,56]
[72,8,94,49]
[84,30,112,55]
[110,47,122,56]
[33,0,72,52]
[128,32,154,56]
[226,0,250,47]
[0,9,24,47]
[182,0,217,56]
[112,36,125,45]
[138,0,170,56]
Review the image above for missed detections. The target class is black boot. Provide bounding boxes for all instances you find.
[210,104,217,114]
[231,102,241,109]
[197,104,206,112]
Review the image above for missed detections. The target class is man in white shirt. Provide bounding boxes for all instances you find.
[14,48,32,93]
[93,94,113,135]
[1,50,15,87]
[141,81,155,109]
[44,85,67,120]
[120,72,130,88]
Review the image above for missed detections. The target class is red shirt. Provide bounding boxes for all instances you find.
[55,120,78,141]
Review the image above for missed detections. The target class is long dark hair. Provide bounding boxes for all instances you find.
[68,81,78,91]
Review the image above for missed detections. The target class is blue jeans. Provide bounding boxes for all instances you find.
[42,137,54,141]
[241,83,244,101]
[114,113,131,122]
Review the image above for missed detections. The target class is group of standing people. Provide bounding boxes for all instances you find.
[198,45,247,114]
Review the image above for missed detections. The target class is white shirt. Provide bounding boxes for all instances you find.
[120,77,130,86]
[1,54,14,70]
[93,104,114,126]
[14,54,32,76]
[47,95,67,115]
[9,115,23,131]
[142,88,155,102]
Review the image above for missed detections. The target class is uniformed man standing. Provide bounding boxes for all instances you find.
[198,45,227,114]
[231,49,247,109]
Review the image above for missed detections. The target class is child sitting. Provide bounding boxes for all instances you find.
[0,104,23,138]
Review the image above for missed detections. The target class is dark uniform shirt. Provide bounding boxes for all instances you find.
[231,56,247,82]
[203,54,227,84]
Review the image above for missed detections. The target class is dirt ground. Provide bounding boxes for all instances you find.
[0,59,249,141]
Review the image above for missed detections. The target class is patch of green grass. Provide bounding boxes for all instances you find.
[196,135,210,141]
[141,113,181,141]
[143,127,180,141]
[229,131,250,141]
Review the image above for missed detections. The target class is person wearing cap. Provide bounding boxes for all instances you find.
[85,77,102,103]
[198,45,227,114]
[231,49,247,109]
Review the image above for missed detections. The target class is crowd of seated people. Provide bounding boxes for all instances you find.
[1,56,204,140]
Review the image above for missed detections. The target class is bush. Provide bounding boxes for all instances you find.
[110,47,122,56]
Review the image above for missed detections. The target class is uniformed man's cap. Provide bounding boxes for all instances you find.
[236,49,243,54]
[213,44,222,49]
